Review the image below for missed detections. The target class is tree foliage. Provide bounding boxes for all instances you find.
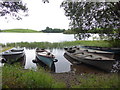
[61,1,120,40]
[0,1,28,20]
[0,0,49,20]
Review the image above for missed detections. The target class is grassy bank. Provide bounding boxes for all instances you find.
[2,40,120,49]
[1,29,40,33]
[2,64,119,88]
[2,64,66,88]
[72,73,119,88]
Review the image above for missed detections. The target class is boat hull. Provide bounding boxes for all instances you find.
[65,51,115,72]
[36,54,54,68]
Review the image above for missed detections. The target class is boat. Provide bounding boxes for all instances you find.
[65,46,120,60]
[81,46,120,59]
[81,46,120,53]
[0,48,25,64]
[64,53,106,73]
[33,48,58,71]
[64,47,119,72]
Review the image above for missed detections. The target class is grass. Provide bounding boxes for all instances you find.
[0,47,13,53]
[2,40,120,49]
[1,29,40,33]
[72,73,119,88]
[2,64,66,88]
[2,64,119,88]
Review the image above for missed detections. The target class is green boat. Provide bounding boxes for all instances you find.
[1,48,25,64]
[33,48,58,69]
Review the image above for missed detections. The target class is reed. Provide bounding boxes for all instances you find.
[2,64,66,88]
[2,40,120,49]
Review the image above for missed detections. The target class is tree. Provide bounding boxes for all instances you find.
[42,27,65,33]
[61,1,120,40]
[0,1,28,20]
[0,0,49,20]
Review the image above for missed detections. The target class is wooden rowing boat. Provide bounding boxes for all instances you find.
[81,46,120,59]
[64,47,119,72]
[65,47,115,59]
[82,46,120,52]
[0,48,25,64]
[33,48,58,71]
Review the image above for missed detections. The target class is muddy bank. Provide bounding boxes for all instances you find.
[51,72,81,88]
[51,72,118,88]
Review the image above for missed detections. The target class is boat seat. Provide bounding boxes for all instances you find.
[74,52,115,60]
[37,52,53,57]
[38,52,48,56]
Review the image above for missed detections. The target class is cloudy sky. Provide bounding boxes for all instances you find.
[0,0,70,30]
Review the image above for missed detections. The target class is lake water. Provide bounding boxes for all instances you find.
[0,33,100,44]
[24,48,71,73]
[0,33,76,44]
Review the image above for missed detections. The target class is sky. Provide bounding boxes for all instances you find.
[0,0,70,31]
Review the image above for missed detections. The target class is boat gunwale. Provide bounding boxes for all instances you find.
[36,52,55,58]
[36,48,55,58]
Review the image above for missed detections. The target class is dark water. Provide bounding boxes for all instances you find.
[24,48,106,74]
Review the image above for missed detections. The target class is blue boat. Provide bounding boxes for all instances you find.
[1,48,25,64]
[34,48,58,69]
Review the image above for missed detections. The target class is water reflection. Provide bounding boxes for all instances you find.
[49,48,71,73]
[24,48,37,70]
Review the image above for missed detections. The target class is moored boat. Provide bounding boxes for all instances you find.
[65,46,120,59]
[64,47,120,72]
[33,48,58,70]
[0,48,25,64]
[81,46,120,53]
[81,46,120,60]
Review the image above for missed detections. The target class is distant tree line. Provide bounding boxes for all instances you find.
[41,27,65,33]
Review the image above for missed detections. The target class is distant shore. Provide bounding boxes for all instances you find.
[0,29,41,33]
[0,28,65,33]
